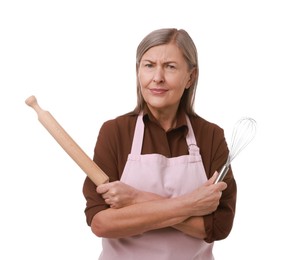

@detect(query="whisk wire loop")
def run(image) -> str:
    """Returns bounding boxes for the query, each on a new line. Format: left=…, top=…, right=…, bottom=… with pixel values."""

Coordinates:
left=229, top=117, right=257, bottom=163
left=215, top=117, right=257, bottom=183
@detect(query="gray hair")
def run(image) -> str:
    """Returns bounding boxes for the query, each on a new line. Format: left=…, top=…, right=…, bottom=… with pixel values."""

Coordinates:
left=134, top=28, right=199, bottom=115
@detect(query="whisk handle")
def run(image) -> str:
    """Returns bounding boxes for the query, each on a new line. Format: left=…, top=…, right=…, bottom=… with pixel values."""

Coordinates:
left=214, top=165, right=230, bottom=183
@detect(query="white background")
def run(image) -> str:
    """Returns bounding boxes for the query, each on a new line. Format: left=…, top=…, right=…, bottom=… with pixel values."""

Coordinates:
left=1, top=0, right=288, bottom=259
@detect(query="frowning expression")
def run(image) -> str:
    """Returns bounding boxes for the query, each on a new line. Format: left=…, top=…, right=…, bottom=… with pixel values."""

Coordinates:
left=138, top=43, right=193, bottom=114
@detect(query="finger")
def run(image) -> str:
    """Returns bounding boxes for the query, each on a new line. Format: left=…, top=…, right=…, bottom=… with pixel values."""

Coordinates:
left=104, top=198, right=112, bottom=206
left=218, top=181, right=227, bottom=191
left=206, top=171, right=219, bottom=185
left=96, top=183, right=111, bottom=194
left=101, top=193, right=110, bottom=200
left=213, top=181, right=227, bottom=194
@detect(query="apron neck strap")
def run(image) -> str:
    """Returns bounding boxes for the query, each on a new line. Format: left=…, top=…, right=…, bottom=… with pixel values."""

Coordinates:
left=130, top=112, right=145, bottom=155
left=185, top=116, right=200, bottom=154
left=131, top=112, right=199, bottom=155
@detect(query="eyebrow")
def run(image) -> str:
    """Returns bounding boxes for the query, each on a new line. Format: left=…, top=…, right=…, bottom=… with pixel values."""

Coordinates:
left=141, top=59, right=178, bottom=64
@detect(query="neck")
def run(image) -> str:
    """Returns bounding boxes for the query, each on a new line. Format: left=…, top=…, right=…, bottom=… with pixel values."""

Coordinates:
left=148, top=106, right=178, bottom=131
left=160, top=117, right=177, bottom=131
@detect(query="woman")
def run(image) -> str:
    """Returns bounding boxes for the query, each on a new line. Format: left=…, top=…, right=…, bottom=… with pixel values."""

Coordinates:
left=83, top=28, right=237, bottom=259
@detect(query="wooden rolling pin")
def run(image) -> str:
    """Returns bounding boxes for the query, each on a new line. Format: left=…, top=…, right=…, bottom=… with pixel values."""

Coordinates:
left=25, top=95, right=109, bottom=186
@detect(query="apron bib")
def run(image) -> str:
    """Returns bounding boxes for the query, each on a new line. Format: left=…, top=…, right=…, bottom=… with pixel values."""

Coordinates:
left=99, top=114, right=214, bottom=260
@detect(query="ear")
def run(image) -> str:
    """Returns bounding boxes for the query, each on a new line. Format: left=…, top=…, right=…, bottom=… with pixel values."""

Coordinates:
left=185, top=68, right=197, bottom=89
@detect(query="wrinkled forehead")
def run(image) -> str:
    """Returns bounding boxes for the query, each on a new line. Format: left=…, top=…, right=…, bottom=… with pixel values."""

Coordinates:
left=140, top=43, right=185, bottom=63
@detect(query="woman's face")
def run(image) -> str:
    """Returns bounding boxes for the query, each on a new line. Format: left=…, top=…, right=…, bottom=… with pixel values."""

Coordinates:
left=138, top=43, right=192, bottom=115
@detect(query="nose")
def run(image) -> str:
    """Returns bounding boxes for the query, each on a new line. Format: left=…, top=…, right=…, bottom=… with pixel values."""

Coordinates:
left=153, top=67, right=164, bottom=83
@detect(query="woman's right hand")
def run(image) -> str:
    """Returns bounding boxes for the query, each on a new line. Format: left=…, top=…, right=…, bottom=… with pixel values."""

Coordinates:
left=97, top=181, right=139, bottom=208
left=97, top=181, right=163, bottom=209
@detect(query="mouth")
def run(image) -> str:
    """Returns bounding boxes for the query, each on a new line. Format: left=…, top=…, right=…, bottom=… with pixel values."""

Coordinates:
left=149, top=88, right=168, bottom=95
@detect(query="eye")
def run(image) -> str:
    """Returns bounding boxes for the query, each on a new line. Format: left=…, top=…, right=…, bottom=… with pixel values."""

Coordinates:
left=144, top=63, right=153, bottom=68
left=166, top=64, right=176, bottom=70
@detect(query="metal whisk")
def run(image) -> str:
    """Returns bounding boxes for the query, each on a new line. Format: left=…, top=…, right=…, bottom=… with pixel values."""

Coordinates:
left=214, top=117, right=257, bottom=183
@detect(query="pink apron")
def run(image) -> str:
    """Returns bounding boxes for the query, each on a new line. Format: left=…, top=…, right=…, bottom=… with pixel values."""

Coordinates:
left=99, top=114, right=214, bottom=260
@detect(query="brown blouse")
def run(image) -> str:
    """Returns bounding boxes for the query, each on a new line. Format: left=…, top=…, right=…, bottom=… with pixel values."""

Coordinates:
left=82, top=108, right=237, bottom=243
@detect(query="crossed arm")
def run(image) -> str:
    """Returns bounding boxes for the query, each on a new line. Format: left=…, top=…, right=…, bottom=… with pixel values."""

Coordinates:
left=90, top=172, right=227, bottom=239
